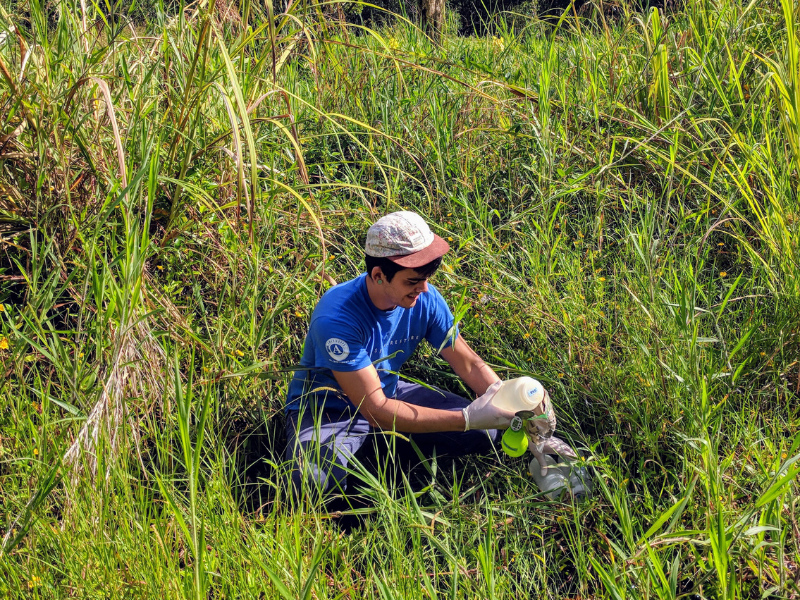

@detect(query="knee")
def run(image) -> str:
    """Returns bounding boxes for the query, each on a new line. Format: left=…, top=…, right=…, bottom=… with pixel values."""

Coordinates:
left=288, top=453, right=348, bottom=500
left=417, top=429, right=500, bottom=457
left=485, top=428, right=501, bottom=444
left=463, top=428, right=500, bottom=454
left=291, top=461, right=329, bottom=498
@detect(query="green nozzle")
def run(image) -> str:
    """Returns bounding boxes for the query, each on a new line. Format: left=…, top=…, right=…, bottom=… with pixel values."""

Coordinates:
left=501, top=416, right=528, bottom=457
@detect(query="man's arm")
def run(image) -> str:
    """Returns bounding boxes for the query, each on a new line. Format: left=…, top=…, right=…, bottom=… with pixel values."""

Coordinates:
left=332, top=366, right=466, bottom=433
left=439, top=335, right=500, bottom=396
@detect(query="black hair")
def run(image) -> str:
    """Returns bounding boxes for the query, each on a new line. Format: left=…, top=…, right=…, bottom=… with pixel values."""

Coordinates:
left=364, top=254, right=443, bottom=282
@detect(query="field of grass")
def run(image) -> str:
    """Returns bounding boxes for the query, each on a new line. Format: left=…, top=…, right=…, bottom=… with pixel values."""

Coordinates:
left=1, top=0, right=799, bottom=597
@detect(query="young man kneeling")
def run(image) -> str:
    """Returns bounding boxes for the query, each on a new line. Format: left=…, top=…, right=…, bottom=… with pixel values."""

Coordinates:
left=285, top=211, right=517, bottom=499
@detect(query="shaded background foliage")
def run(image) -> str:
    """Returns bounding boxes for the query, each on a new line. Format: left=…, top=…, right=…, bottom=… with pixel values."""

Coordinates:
left=2, top=0, right=681, bottom=35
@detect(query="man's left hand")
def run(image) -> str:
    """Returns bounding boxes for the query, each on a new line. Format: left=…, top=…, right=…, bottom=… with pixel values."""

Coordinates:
left=462, top=381, right=514, bottom=431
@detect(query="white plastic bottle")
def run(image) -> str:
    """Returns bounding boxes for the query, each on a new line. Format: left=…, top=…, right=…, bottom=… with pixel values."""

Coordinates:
left=529, top=455, right=593, bottom=501
left=491, top=377, right=545, bottom=412
left=528, top=454, right=569, bottom=500
left=566, top=463, right=592, bottom=501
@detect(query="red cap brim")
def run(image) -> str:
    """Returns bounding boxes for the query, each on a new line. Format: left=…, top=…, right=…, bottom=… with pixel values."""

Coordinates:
left=386, top=235, right=450, bottom=268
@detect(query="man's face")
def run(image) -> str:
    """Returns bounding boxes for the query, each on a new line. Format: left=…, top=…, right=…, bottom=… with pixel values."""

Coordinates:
left=384, top=267, right=431, bottom=309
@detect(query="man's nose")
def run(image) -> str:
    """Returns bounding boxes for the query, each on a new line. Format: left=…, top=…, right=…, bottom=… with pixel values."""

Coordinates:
left=417, top=280, right=429, bottom=293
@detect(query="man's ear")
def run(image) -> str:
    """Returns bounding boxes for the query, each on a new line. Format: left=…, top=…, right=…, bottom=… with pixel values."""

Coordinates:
left=369, top=266, right=383, bottom=282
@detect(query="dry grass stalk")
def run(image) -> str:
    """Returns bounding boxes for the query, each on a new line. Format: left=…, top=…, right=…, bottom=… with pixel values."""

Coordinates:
left=63, top=314, right=167, bottom=481
left=91, top=78, right=127, bottom=189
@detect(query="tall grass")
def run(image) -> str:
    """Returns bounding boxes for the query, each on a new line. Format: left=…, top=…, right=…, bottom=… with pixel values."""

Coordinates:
left=1, top=0, right=799, bottom=597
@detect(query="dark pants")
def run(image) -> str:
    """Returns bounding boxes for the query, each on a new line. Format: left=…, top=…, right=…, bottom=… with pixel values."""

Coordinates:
left=285, top=381, right=499, bottom=498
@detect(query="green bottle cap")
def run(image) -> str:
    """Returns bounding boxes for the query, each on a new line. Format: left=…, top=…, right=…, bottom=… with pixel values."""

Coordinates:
left=502, top=417, right=528, bottom=457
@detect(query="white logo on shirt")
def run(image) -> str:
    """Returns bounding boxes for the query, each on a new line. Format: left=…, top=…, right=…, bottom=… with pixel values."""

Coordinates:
left=325, top=338, right=350, bottom=361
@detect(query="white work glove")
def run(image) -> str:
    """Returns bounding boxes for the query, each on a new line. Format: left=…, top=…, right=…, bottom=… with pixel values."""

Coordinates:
left=540, top=436, right=577, bottom=458
left=462, top=381, right=514, bottom=431
left=529, top=435, right=578, bottom=477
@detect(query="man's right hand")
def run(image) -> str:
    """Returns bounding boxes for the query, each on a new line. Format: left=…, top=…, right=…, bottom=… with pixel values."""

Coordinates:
left=462, top=381, right=515, bottom=431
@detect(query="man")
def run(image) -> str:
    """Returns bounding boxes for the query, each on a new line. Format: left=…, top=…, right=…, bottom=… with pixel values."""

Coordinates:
left=285, top=211, right=517, bottom=498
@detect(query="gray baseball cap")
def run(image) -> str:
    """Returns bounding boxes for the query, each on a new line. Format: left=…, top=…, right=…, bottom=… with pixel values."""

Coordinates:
left=365, top=211, right=450, bottom=268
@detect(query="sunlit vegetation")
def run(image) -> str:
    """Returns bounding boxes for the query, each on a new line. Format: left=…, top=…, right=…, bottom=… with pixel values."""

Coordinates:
left=1, top=0, right=799, bottom=597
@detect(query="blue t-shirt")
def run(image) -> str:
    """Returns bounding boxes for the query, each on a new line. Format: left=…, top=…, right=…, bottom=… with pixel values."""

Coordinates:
left=285, top=273, right=458, bottom=412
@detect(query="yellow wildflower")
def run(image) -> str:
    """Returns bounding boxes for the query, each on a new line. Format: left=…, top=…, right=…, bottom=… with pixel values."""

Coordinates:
left=0, top=303, right=4, bottom=311
left=720, top=271, right=727, bottom=277
left=0, top=336, right=8, bottom=350
left=34, top=448, right=38, bottom=456
left=235, top=349, right=244, bottom=357
left=447, top=237, right=453, bottom=241
left=598, top=277, right=606, bottom=282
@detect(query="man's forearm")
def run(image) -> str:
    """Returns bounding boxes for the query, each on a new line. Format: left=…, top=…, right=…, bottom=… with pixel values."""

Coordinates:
left=462, top=358, right=500, bottom=396
left=442, top=337, right=501, bottom=396
left=357, top=397, right=466, bottom=433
